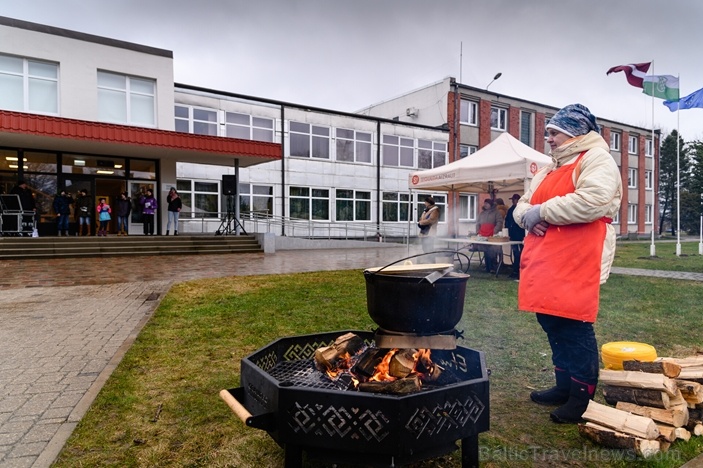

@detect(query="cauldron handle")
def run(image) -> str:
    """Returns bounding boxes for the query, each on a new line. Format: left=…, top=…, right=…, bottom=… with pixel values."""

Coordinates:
left=368, top=250, right=470, bottom=283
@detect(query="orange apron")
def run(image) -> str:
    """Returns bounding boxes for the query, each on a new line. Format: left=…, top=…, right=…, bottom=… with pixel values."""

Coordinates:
left=518, top=153, right=606, bottom=323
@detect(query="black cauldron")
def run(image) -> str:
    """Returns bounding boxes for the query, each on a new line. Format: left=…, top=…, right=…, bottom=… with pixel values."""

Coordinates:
left=364, top=262, right=469, bottom=334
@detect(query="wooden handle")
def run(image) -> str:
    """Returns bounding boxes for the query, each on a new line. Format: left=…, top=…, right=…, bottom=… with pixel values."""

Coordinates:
left=219, top=389, right=252, bottom=424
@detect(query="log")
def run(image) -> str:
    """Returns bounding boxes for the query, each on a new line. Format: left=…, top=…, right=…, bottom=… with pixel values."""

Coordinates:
left=675, top=427, right=691, bottom=441
left=669, top=389, right=687, bottom=408
left=687, top=423, right=703, bottom=436
left=314, top=345, right=342, bottom=371
left=615, top=401, right=688, bottom=427
left=358, top=376, right=421, bottom=394
left=351, top=348, right=388, bottom=378
left=333, top=332, right=365, bottom=355
left=623, top=360, right=681, bottom=378
left=657, top=355, right=703, bottom=368
left=578, top=422, right=660, bottom=458
left=389, top=349, right=416, bottom=379
left=678, top=368, right=703, bottom=382
left=599, top=369, right=678, bottom=396
left=603, top=385, right=670, bottom=409
left=654, top=423, right=676, bottom=442
left=676, top=380, right=703, bottom=406
left=582, top=400, right=659, bottom=440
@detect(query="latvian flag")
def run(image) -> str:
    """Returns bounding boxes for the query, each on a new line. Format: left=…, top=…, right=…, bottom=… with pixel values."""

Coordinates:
left=606, top=62, right=651, bottom=88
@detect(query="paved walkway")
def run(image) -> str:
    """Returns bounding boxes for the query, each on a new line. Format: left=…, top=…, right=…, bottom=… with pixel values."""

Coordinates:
left=0, top=248, right=701, bottom=467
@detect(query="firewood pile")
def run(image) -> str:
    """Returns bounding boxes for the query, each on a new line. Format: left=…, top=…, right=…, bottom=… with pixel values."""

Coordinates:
left=578, top=355, right=703, bottom=458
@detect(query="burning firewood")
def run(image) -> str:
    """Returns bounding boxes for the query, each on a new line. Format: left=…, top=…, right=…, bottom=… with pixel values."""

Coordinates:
left=389, top=349, right=416, bottom=379
left=358, top=375, right=422, bottom=394
left=314, top=333, right=365, bottom=372
left=351, top=348, right=388, bottom=378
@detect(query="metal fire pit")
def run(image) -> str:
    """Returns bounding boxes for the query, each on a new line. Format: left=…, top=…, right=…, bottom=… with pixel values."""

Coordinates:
left=220, top=330, right=489, bottom=467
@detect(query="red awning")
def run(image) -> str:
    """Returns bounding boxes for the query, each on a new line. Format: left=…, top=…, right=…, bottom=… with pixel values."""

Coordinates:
left=0, top=110, right=281, bottom=167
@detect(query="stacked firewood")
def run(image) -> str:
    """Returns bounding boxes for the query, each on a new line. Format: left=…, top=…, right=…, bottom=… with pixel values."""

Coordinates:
left=578, top=356, right=703, bottom=458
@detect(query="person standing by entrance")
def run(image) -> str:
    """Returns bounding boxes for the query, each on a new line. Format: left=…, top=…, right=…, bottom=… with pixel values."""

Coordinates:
left=115, top=192, right=131, bottom=236
left=505, top=193, right=525, bottom=279
left=75, top=189, right=93, bottom=236
left=140, top=188, right=157, bottom=236
left=53, top=189, right=73, bottom=236
left=165, top=187, right=182, bottom=236
left=96, top=197, right=112, bottom=236
left=513, top=104, right=622, bottom=424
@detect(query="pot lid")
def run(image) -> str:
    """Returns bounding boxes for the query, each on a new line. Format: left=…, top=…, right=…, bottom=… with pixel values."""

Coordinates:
left=364, top=263, right=454, bottom=274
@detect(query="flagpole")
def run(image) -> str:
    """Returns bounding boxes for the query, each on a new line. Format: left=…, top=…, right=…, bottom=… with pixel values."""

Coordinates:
left=676, top=73, right=681, bottom=256
left=650, top=60, right=656, bottom=257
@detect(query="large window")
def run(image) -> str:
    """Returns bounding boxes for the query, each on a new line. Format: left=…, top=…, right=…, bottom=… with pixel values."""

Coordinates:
left=610, top=132, right=621, bottom=151
left=628, top=135, right=638, bottom=154
left=460, top=100, right=478, bottom=126
left=382, top=192, right=410, bottom=222
left=336, top=189, right=371, bottom=221
left=177, top=179, right=219, bottom=218
left=645, top=139, right=653, bottom=157
left=226, top=112, right=274, bottom=142
left=520, top=111, right=532, bottom=146
left=98, top=71, right=155, bottom=126
left=0, top=54, right=58, bottom=114
left=175, top=105, right=218, bottom=136
left=289, top=186, right=330, bottom=220
left=290, top=122, right=330, bottom=159
left=459, top=194, right=478, bottom=221
left=459, top=145, right=478, bottom=158
left=645, top=170, right=653, bottom=190
left=645, top=204, right=653, bottom=224
left=336, top=129, right=372, bottom=163
left=628, top=204, right=637, bottom=224
left=415, top=194, right=446, bottom=222
left=417, top=140, right=447, bottom=169
left=382, top=135, right=414, bottom=168
left=628, top=168, right=637, bottom=188
left=490, top=107, right=507, bottom=131
left=240, top=184, right=274, bottom=216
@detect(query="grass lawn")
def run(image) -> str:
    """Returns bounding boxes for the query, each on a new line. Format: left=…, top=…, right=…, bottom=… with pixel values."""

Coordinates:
left=613, top=240, right=703, bottom=272
left=54, top=251, right=703, bottom=467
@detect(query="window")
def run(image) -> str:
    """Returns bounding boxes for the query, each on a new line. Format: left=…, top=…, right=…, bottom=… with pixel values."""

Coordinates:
left=645, top=170, right=653, bottom=190
left=459, top=145, right=478, bottom=158
left=239, top=184, right=274, bottom=217
left=336, top=129, right=372, bottom=163
left=544, top=115, right=552, bottom=139
left=645, top=204, right=653, bottom=224
left=176, top=179, right=220, bottom=218
left=289, top=122, right=330, bottom=159
left=628, top=204, right=637, bottom=224
left=382, top=192, right=411, bottom=222
left=289, top=186, right=330, bottom=220
left=0, top=54, right=58, bottom=114
left=382, top=135, right=414, bottom=167
left=415, top=194, right=446, bottom=223
left=459, top=194, right=478, bottom=221
left=628, top=168, right=637, bottom=188
left=612, top=211, right=620, bottom=225
left=175, top=105, right=218, bottom=136
left=417, top=140, right=447, bottom=169
left=336, top=189, right=371, bottom=221
left=628, top=135, right=638, bottom=154
left=645, top=139, right=653, bottom=157
left=490, top=107, right=507, bottom=131
left=610, top=132, right=621, bottom=151
left=460, top=100, right=478, bottom=125
left=520, top=111, right=532, bottom=146
left=225, top=112, right=274, bottom=142
left=98, top=71, right=155, bottom=126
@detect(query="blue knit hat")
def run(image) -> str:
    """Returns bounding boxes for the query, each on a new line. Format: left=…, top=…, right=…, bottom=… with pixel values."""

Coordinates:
left=546, top=104, right=600, bottom=138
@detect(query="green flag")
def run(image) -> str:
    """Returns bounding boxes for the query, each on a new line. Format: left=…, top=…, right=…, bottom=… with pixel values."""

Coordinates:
left=643, top=75, right=679, bottom=100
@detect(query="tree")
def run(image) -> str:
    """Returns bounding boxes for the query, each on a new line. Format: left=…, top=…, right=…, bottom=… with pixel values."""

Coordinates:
left=658, top=130, right=691, bottom=235
left=685, top=141, right=703, bottom=235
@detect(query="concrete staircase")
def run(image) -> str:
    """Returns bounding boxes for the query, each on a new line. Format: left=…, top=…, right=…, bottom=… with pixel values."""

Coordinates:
left=0, top=234, right=262, bottom=259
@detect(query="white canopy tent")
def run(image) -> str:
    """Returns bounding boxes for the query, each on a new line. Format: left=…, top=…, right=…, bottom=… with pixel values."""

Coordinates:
left=408, top=132, right=553, bottom=194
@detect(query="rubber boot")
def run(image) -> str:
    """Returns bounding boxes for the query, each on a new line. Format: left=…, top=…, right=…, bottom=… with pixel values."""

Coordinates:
left=174, top=230, right=178, bottom=236
left=166, top=230, right=169, bottom=236
left=530, top=368, right=570, bottom=405
left=550, top=378, right=596, bottom=424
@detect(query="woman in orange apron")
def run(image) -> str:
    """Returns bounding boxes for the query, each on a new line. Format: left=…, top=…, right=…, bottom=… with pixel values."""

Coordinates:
left=515, top=104, right=622, bottom=423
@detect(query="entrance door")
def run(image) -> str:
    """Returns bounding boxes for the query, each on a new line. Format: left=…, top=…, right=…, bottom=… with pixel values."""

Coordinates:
left=63, top=176, right=92, bottom=236
left=95, top=178, right=126, bottom=235
left=129, top=182, right=156, bottom=235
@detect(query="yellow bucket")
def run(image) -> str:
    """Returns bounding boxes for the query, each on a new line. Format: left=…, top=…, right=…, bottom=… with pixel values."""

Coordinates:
left=601, top=341, right=657, bottom=370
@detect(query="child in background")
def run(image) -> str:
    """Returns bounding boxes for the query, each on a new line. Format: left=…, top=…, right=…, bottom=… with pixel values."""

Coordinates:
left=96, top=197, right=112, bottom=236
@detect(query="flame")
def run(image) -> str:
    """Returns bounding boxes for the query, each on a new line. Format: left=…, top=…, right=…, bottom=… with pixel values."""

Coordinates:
left=369, top=349, right=398, bottom=382
left=324, top=352, right=352, bottom=380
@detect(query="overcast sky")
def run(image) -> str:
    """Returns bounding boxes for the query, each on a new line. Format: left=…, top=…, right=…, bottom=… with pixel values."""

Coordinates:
left=2, top=0, right=702, bottom=140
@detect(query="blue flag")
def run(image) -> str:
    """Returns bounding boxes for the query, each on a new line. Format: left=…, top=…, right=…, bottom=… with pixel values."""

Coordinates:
left=664, top=86, right=703, bottom=111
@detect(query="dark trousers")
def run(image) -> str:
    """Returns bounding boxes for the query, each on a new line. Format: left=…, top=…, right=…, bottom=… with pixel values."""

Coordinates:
left=536, top=313, right=599, bottom=385
left=143, top=214, right=155, bottom=235
left=511, top=243, right=523, bottom=273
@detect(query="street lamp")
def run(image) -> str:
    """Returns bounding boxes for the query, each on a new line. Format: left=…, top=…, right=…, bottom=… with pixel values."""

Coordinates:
left=486, top=72, right=502, bottom=90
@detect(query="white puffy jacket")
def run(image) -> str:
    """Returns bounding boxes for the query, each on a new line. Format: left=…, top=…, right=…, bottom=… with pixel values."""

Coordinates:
left=513, top=131, right=622, bottom=283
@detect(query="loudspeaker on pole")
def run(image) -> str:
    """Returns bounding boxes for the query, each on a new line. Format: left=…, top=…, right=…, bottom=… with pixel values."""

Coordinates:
left=222, top=175, right=237, bottom=195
